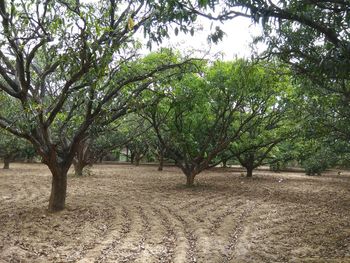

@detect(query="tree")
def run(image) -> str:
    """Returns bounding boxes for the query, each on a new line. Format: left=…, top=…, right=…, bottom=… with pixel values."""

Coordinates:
left=142, top=60, right=270, bottom=186
left=233, top=129, right=291, bottom=178
left=149, top=133, right=168, bottom=171
left=228, top=62, right=298, bottom=177
left=187, top=0, right=350, bottom=145
left=0, top=92, right=36, bottom=168
left=290, top=90, right=350, bottom=175
left=300, top=139, right=338, bottom=176
left=71, top=114, right=150, bottom=175
left=123, top=116, right=153, bottom=166
left=0, top=1, right=197, bottom=212
left=0, top=129, right=26, bottom=169
left=179, top=0, right=350, bottom=174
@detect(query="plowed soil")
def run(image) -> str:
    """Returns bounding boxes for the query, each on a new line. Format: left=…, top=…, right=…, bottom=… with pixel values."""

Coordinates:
left=0, top=163, right=350, bottom=263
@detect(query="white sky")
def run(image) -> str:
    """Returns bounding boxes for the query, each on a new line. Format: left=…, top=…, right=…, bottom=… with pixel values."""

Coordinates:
left=148, top=16, right=265, bottom=60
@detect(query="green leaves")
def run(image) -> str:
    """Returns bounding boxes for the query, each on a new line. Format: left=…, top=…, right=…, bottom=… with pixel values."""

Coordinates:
left=127, top=17, right=135, bottom=31
left=219, top=60, right=299, bottom=171
left=0, top=128, right=33, bottom=160
left=141, top=58, right=297, bottom=177
left=207, top=26, right=225, bottom=44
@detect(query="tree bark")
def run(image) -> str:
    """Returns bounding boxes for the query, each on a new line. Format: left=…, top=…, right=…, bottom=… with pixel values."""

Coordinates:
left=74, top=140, right=91, bottom=175
left=73, top=160, right=85, bottom=176
left=158, top=154, right=164, bottom=171
left=246, top=166, right=254, bottom=178
left=3, top=157, right=10, bottom=169
left=134, top=152, right=141, bottom=166
left=186, top=173, right=196, bottom=187
left=48, top=165, right=68, bottom=212
left=130, top=152, right=135, bottom=164
left=222, top=159, right=227, bottom=168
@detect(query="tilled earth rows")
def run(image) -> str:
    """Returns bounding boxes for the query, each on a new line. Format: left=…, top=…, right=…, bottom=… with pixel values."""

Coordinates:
left=0, top=164, right=350, bottom=262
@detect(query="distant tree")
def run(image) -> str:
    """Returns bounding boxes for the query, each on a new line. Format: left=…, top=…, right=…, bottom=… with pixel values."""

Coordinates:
left=71, top=127, right=126, bottom=176
left=143, top=60, right=274, bottom=186
left=188, top=0, right=350, bottom=150
left=297, top=78, right=350, bottom=164
left=0, top=93, right=36, bottom=168
left=233, top=134, right=289, bottom=178
left=124, top=117, right=153, bottom=166
left=0, top=130, right=25, bottom=169
left=299, top=139, right=338, bottom=176
left=150, top=135, right=168, bottom=171
left=269, top=127, right=347, bottom=176
left=22, top=143, right=37, bottom=163
left=268, top=139, right=300, bottom=172
left=229, top=62, right=298, bottom=177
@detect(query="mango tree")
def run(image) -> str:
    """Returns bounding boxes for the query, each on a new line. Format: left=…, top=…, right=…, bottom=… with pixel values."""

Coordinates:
left=124, top=113, right=168, bottom=169
left=0, top=129, right=26, bottom=169
left=190, top=0, right=350, bottom=152
left=0, top=92, right=35, bottom=168
left=72, top=113, right=153, bottom=175
left=123, top=116, right=153, bottom=166
left=72, top=128, right=126, bottom=176
left=142, top=60, right=269, bottom=186
left=229, top=62, right=298, bottom=177
left=0, top=0, right=197, bottom=212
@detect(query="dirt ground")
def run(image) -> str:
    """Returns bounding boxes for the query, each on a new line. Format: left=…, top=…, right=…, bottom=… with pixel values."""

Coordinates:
left=0, top=163, right=349, bottom=263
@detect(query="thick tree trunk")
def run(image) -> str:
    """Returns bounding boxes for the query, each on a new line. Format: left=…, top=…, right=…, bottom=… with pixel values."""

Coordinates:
left=222, top=159, right=227, bottom=168
left=246, top=166, right=254, bottom=178
left=3, top=157, right=10, bottom=169
left=186, top=173, right=196, bottom=187
left=48, top=166, right=68, bottom=212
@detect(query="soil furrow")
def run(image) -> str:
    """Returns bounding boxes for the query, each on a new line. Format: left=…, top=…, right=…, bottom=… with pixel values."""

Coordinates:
left=221, top=201, right=257, bottom=262
left=1, top=164, right=350, bottom=262
left=152, top=207, right=177, bottom=263
left=77, top=206, right=130, bottom=263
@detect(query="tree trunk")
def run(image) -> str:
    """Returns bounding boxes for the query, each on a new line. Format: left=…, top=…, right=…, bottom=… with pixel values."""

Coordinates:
left=134, top=151, right=144, bottom=166
left=73, top=160, right=85, bottom=176
left=158, top=154, right=164, bottom=171
left=222, top=159, right=227, bottom=168
left=130, top=152, right=135, bottom=164
left=74, top=140, right=89, bottom=174
left=126, top=147, right=129, bottom=162
left=26, top=157, right=34, bottom=163
left=3, top=157, right=10, bottom=169
left=48, top=166, right=68, bottom=212
left=186, top=173, right=196, bottom=187
left=246, top=166, right=254, bottom=178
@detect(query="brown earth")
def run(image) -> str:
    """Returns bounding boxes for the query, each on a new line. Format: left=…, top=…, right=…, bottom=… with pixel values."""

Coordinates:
left=0, top=163, right=350, bottom=263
